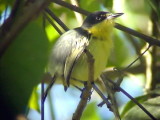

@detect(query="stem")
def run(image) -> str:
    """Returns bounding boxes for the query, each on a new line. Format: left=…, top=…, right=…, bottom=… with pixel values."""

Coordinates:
left=72, top=49, right=94, bottom=120
left=43, top=12, right=63, bottom=35
left=114, top=23, right=160, bottom=46
left=45, top=8, right=69, bottom=32
left=122, top=44, right=151, bottom=72
left=104, top=75, right=157, bottom=120
left=43, top=74, right=57, bottom=103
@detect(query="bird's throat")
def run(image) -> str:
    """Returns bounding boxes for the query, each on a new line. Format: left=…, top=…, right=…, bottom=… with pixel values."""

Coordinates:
left=88, top=20, right=114, bottom=41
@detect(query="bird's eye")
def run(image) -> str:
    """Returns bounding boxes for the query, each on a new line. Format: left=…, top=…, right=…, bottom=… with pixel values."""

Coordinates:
left=95, top=14, right=106, bottom=21
left=96, top=16, right=101, bottom=21
left=96, top=14, right=103, bottom=20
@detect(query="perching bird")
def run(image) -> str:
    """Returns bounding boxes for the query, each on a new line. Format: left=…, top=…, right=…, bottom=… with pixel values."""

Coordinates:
left=48, top=11, right=123, bottom=91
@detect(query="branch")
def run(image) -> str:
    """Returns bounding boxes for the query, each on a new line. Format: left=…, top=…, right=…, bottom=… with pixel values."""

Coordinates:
left=103, top=65, right=146, bottom=77
left=72, top=49, right=94, bottom=120
left=92, top=83, right=113, bottom=110
left=100, top=74, right=121, bottom=119
left=52, top=0, right=160, bottom=47
left=102, top=73, right=157, bottom=120
left=85, top=49, right=95, bottom=83
left=114, top=23, right=160, bottom=46
left=42, top=74, right=57, bottom=103
left=0, top=0, right=50, bottom=58
left=122, top=44, right=151, bottom=72
left=52, top=0, right=90, bottom=16
left=45, top=8, right=69, bottom=32
left=43, top=13, right=63, bottom=35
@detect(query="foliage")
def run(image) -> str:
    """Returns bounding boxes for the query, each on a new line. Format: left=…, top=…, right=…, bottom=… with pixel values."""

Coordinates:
left=0, top=14, right=49, bottom=119
left=0, top=0, right=160, bottom=120
left=122, top=96, right=160, bottom=120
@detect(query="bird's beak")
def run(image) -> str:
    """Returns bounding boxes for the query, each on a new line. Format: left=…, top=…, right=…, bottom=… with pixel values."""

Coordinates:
left=107, top=13, right=124, bottom=20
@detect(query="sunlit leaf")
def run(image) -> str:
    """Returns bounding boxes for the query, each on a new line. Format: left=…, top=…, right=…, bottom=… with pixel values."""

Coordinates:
left=28, top=86, right=40, bottom=112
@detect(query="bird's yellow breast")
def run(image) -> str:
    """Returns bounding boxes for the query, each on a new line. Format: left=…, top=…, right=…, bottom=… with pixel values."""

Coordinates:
left=71, top=20, right=114, bottom=83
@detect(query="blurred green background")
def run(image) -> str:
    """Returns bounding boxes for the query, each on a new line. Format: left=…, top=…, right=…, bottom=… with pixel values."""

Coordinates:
left=0, top=0, right=160, bottom=120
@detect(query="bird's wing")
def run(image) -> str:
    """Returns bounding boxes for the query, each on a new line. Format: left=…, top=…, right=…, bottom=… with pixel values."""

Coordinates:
left=64, top=34, right=89, bottom=86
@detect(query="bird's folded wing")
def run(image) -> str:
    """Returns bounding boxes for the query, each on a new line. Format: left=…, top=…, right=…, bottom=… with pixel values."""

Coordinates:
left=64, top=36, right=89, bottom=86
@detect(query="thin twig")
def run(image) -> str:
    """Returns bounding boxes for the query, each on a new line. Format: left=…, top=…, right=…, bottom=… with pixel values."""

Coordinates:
left=92, top=83, right=112, bottom=109
left=72, top=49, right=94, bottom=120
left=43, top=74, right=57, bottom=103
left=0, top=0, right=50, bottom=58
left=114, top=23, right=160, bottom=46
left=43, top=12, right=63, bottom=35
left=122, top=44, right=151, bottom=72
left=100, top=74, right=121, bottom=120
left=52, top=0, right=160, bottom=47
left=72, top=85, right=92, bottom=120
left=52, top=0, right=90, bottom=16
left=45, top=8, right=69, bottom=32
left=103, top=75, right=157, bottom=120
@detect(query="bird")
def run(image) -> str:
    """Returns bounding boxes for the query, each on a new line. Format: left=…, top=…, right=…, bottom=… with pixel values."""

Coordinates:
left=48, top=11, right=123, bottom=91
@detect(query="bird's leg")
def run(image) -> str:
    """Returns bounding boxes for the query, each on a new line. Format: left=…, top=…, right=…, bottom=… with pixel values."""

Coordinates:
left=99, top=75, right=121, bottom=119
left=92, top=83, right=113, bottom=111
left=71, top=77, right=85, bottom=84
left=72, top=83, right=92, bottom=101
left=71, top=78, right=93, bottom=101
left=72, top=84, right=83, bottom=92
left=80, top=81, right=93, bottom=101
left=70, top=77, right=84, bottom=92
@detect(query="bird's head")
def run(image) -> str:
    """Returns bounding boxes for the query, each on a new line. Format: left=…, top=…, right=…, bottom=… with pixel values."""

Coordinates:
left=82, top=11, right=123, bottom=28
left=82, top=11, right=123, bottom=35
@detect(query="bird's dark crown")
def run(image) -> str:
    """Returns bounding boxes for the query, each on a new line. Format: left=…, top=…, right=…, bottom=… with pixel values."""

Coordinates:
left=82, top=11, right=109, bottom=28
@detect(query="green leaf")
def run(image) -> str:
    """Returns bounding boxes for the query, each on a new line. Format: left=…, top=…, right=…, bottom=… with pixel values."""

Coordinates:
left=81, top=102, right=101, bottom=120
left=121, top=96, right=160, bottom=120
left=102, top=0, right=113, bottom=10
left=79, top=0, right=101, bottom=12
left=121, top=94, right=149, bottom=118
left=0, top=18, right=49, bottom=118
